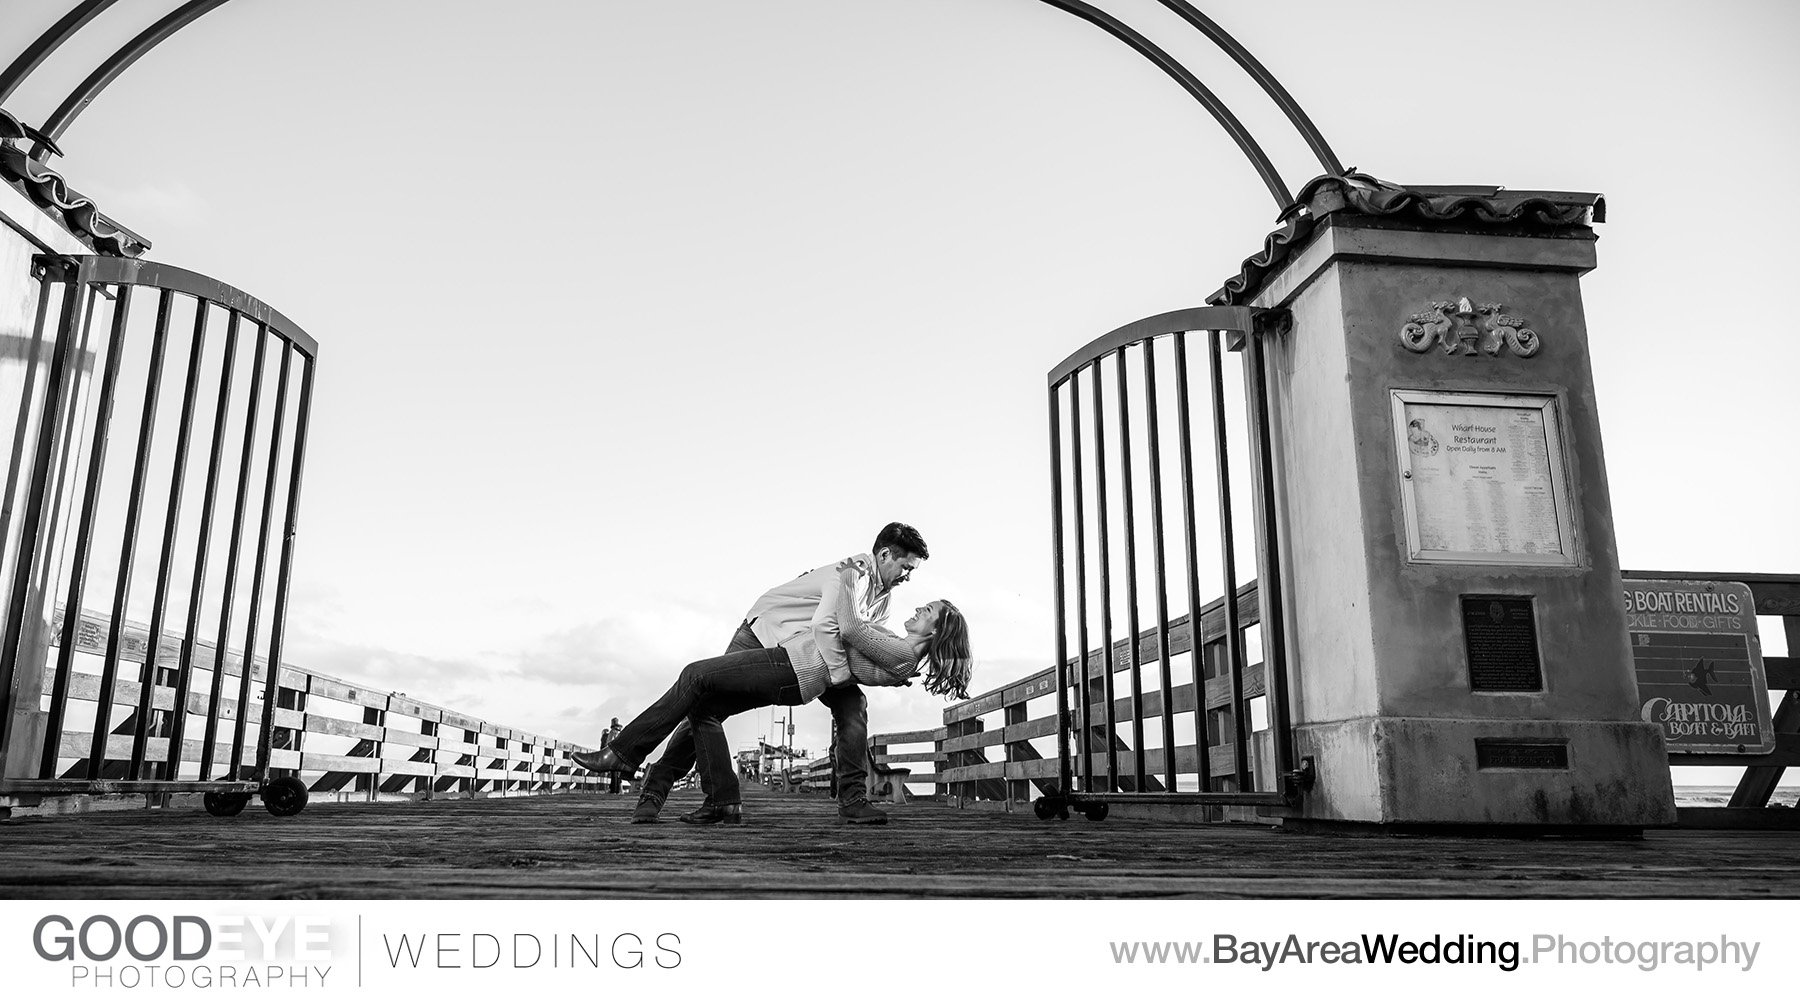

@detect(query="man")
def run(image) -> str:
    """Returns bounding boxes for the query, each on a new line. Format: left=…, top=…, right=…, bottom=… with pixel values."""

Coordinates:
left=621, top=522, right=926, bottom=826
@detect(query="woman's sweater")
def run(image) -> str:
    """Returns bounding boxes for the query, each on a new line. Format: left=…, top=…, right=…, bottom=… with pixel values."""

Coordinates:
left=779, top=571, right=920, bottom=702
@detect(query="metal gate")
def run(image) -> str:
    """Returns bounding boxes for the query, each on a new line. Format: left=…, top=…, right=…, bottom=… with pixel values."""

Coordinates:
left=0, top=254, right=317, bottom=815
left=1037, top=306, right=1309, bottom=819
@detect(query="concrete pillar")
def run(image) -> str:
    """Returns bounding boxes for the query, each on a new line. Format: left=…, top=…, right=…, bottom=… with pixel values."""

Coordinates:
left=1226, top=175, right=1675, bottom=831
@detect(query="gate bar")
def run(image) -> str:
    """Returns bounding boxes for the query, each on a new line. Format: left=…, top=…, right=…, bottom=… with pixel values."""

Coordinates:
left=1, top=266, right=83, bottom=760
left=129, top=298, right=209, bottom=776
left=1047, top=381, right=1071, bottom=793
left=1142, top=340, right=1176, bottom=790
left=244, top=345, right=293, bottom=781
left=1246, top=333, right=1295, bottom=782
left=1089, top=363, right=1118, bottom=791
left=1172, top=332, right=1212, bottom=790
left=41, top=281, right=128, bottom=778
left=162, top=309, right=240, bottom=780
left=215, top=320, right=269, bottom=780
left=1208, top=330, right=1250, bottom=790
left=87, top=287, right=174, bottom=780
left=1069, top=374, right=1091, bottom=790
left=1113, top=347, right=1146, bottom=792
left=259, top=351, right=314, bottom=780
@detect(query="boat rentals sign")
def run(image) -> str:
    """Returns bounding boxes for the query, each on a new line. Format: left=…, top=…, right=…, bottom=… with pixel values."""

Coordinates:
left=1626, top=579, right=1774, bottom=754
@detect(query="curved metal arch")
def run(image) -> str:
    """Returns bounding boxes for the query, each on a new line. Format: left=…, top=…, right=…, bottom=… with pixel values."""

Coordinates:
left=1152, top=0, right=1345, bottom=177
left=0, top=0, right=121, bottom=106
left=28, top=0, right=236, bottom=161
left=0, top=0, right=1326, bottom=209
left=1032, top=0, right=1293, bottom=208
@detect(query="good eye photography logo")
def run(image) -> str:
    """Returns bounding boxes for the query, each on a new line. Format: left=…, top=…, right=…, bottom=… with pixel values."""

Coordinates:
left=32, top=913, right=340, bottom=989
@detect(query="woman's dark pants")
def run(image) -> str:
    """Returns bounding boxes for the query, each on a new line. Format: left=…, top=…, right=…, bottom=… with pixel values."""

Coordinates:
left=608, top=645, right=803, bottom=806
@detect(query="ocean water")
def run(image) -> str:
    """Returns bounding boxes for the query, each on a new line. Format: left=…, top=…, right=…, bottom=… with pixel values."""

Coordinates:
left=1674, top=785, right=1800, bottom=808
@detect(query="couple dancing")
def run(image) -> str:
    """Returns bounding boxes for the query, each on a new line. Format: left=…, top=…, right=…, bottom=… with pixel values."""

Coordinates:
left=573, top=522, right=972, bottom=826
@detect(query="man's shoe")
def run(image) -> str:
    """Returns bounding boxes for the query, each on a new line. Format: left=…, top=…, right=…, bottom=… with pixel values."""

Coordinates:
left=630, top=789, right=665, bottom=824
left=677, top=803, right=743, bottom=825
left=838, top=800, right=889, bottom=826
left=571, top=747, right=633, bottom=774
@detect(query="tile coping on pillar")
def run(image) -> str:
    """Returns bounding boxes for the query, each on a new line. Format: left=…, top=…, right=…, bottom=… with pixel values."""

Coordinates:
left=1211, top=172, right=1604, bottom=309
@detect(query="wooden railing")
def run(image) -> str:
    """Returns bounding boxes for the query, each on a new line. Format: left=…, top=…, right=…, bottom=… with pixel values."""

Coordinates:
left=875, top=582, right=1268, bottom=804
left=5, top=607, right=613, bottom=803
left=877, top=571, right=1800, bottom=818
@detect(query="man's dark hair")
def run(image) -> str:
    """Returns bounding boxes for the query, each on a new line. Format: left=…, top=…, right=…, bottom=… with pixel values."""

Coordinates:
left=873, top=522, right=928, bottom=560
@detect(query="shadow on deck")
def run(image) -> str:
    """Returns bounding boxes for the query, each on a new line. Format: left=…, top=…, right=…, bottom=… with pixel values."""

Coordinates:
left=3, top=785, right=1798, bottom=899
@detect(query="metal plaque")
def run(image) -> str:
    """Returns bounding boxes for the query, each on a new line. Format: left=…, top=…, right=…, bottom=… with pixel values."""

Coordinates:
left=1391, top=390, right=1577, bottom=566
left=1462, top=596, right=1543, bottom=692
left=1625, top=579, right=1774, bottom=754
left=1475, top=740, right=1570, bottom=770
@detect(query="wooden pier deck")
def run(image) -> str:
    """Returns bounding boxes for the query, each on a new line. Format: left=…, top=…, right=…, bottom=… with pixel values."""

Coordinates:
left=3, top=786, right=1797, bottom=899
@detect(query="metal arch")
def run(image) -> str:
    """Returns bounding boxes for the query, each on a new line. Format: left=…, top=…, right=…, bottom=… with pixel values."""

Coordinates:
left=0, top=0, right=121, bottom=107
left=1, top=0, right=1302, bottom=209
left=1151, top=1, right=1345, bottom=178
left=1031, top=0, right=1293, bottom=209
left=29, top=0, right=237, bottom=161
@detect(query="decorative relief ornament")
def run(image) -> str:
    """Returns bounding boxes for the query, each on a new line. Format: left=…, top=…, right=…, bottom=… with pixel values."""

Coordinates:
left=1399, top=297, right=1541, bottom=358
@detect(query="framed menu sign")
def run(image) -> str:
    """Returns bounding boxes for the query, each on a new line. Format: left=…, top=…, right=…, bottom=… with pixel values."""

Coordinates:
left=1390, top=390, right=1577, bottom=566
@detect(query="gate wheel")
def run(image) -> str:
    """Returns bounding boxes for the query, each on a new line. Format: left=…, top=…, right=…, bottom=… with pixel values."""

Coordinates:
left=261, top=776, right=309, bottom=817
left=203, top=792, right=249, bottom=817
left=1033, top=795, right=1060, bottom=820
left=1082, top=802, right=1109, bottom=822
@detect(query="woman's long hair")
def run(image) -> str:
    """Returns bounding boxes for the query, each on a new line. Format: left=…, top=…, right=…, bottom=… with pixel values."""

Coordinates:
left=921, top=600, right=973, bottom=700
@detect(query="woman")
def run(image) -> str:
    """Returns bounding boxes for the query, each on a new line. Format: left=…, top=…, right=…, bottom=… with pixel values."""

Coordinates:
left=574, top=562, right=972, bottom=824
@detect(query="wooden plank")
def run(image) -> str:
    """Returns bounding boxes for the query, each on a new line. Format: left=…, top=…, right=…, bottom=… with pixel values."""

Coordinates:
left=943, top=690, right=1005, bottom=724
left=59, top=732, right=175, bottom=762
left=879, top=752, right=944, bottom=764
left=385, top=696, right=442, bottom=723
left=872, top=728, right=947, bottom=746
left=381, top=728, right=436, bottom=749
left=295, top=753, right=380, bottom=774
left=942, top=761, right=1005, bottom=781
left=941, top=730, right=1007, bottom=753
left=1002, top=758, right=1060, bottom=780
left=303, top=715, right=383, bottom=741
left=1765, top=656, right=1796, bottom=691
left=1000, top=670, right=1058, bottom=709
left=302, top=675, right=388, bottom=711
left=1204, top=665, right=1266, bottom=709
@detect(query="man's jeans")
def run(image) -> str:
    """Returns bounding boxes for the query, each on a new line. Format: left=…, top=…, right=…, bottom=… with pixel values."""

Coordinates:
left=608, top=641, right=802, bottom=807
left=640, top=622, right=871, bottom=808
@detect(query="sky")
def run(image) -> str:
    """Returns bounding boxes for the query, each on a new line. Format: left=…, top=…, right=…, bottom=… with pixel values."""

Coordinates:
left=3, top=0, right=1796, bottom=780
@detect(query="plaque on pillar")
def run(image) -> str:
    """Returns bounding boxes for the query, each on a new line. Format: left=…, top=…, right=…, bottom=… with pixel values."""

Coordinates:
left=1461, top=596, right=1544, bottom=692
left=1390, top=390, right=1578, bottom=566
